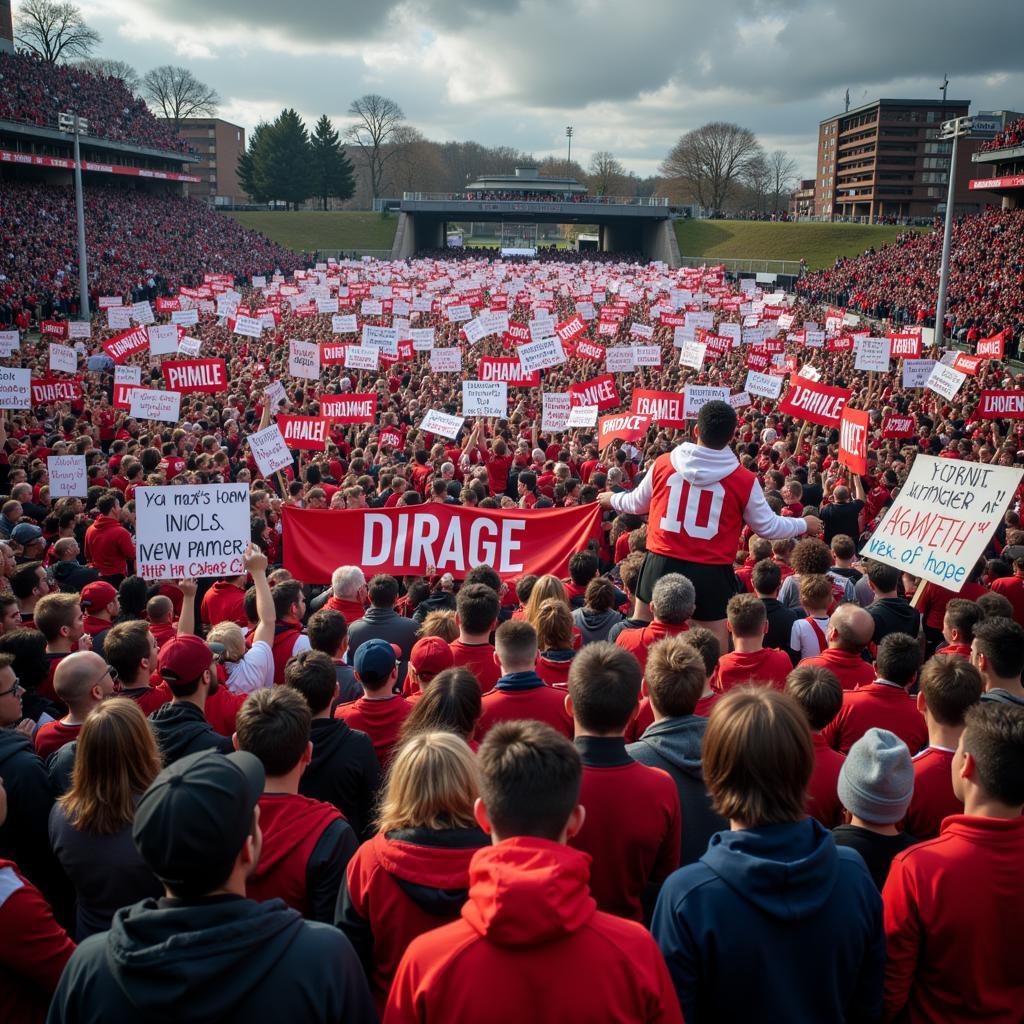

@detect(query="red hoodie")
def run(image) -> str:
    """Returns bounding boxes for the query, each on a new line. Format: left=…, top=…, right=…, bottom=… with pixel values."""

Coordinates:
left=902, top=747, right=961, bottom=840
left=822, top=682, right=928, bottom=757
left=342, top=829, right=488, bottom=1015
left=324, top=594, right=366, bottom=623
left=384, top=838, right=683, bottom=1023
left=882, top=815, right=1024, bottom=1023
left=200, top=581, right=247, bottom=627
left=804, top=648, right=876, bottom=691
left=713, top=646, right=793, bottom=694
left=83, top=514, right=135, bottom=576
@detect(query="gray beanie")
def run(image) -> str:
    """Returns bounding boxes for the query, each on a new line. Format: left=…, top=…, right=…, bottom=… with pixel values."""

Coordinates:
left=837, top=728, right=914, bottom=825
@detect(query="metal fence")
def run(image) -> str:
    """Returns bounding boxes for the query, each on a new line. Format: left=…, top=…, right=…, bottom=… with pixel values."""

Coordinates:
left=676, top=256, right=804, bottom=277
left=313, top=249, right=394, bottom=260
left=401, top=192, right=669, bottom=207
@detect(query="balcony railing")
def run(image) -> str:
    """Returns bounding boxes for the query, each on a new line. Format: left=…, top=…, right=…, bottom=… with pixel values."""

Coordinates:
left=402, top=192, right=669, bottom=207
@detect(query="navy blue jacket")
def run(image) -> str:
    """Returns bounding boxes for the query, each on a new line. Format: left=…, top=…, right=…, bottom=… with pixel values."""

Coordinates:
left=652, top=818, right=884, bottom=1024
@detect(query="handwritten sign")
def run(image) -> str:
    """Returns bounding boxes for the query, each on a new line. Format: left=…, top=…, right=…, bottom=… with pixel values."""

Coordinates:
left=47, top=455, right=88, bottom=497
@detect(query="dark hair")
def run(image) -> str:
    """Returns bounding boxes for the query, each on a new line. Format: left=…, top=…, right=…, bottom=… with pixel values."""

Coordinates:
left=567, top=641, right=641, bottom=733
left=830, top=535, right=856, bottom=560
left=515, top=575, right=537, bottom=605
left=944, top=599, right=982, bottom=643
left=920, top=656, right=982, bottom=727
left=117, top=576, right=149, bottom=619
left=307, top=608, right=348, bottom=657
left=401, top=667, right=482, bottom=742
left=584, top=576, right=615, bottom=612
left=790, top=539, right=833, bottom=577
left=103, top=621, right=153, bottom=686
left=785, top=665, right=843, bottom=731
left=972, top=616, right=1024, bottom=680
left=235, top=687, right=311, bottom=776
left=618, top=551, right=646, bottom=595
left=456, top=583, right=500, bottom=635
left=751, top=558, right=782, bottom=595
left=683, top=627, right=721, bottom=678
left=477, top=720, right=582, bottom=840
left=368, top=574, right=399, bottom=607
left=285, top=649, right=338, bottom=715
left=976, top=591, right=1014, bottom=620
left=865, top=560, right=900, bottom=594
left=875, top=633, right=922, bottom=688
left=11, top=561, right=44, bottom=600
left=464, top=564, right=501, bottom=594
left=243, top=586, right=258, bottom=624
left=96, top=492, right=119, bottom=515
left=726, top=593, right=767, bottom=639
left=0, top=629, right=47, bottom=691
left=645, top=637, right=706, bottom=718
left=567, top=550, right=598, bottom=587
left=696, top=400, right=737, bottom=449
left=271, top=580, right=303, bottom=620
left=962, top=701, right=1024, bottom=806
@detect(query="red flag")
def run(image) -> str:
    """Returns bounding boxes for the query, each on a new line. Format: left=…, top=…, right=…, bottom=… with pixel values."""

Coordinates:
left=778, top=379, right=851, bottom=428
left=882, top=415, right=916, bottom=438
left=598, top=412, right=651, bottom=450
left=630, top=389, right=686, bottom=428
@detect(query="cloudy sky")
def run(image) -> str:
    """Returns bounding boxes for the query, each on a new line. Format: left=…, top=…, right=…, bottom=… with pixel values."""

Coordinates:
left=24, top=0, right=1024, bottom=179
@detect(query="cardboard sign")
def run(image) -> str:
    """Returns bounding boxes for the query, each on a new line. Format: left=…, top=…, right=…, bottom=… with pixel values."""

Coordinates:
left=177, top=336, right=202, bottom=357
left=744, top=370, right=784, bottom=400
left=462, top=317, right=488, bottom=345
left=410, top=328, right=435, bottom=351
left=129, top=388, right=181, bottom=422
left=163, top=359, right=227, bottom=393
left=136, top=483, right=250, bottom=580
left=420, top=409, right=465, bottom=440
left=569, top=374, right=621, bottom=412
left=854, top=337, right=891, bottom=373
left=882, top=415, right=916, bottom=438
left=288, top=339, right=320, bottom=380
left=332, top=314, right=358, bottom=334
left=678, top=340, right=706, bottom=370
left=925, top=362, right=967, bottom=400
left=130, top=301, right=155, bottom=325
left=321, top=394, right=378, bottom=423
left=171, top=308, right=200, bottom=328
left=575, top=338, right=606, bottom=362
left=630, top=388, right=686, bottom=429
left=976, top=390, right=1024, bottom=419
left=265, top=379, right=288, bottom=414
left=518, top=337, right=566, bottom=373
left=248, top=423, right=294, bottom=476
left=0, top=331, right=19, bottom=356
left=598, top=412, right=650, bottom=450
left=683, top=385, right=729, bottom=420
left=48, top=343, right=77, bottom=374
left=279, top=415, right=328, bottom=451
left=103, top=326, right=149, bottom=363
left=148, top=324, right=180, bottom=356
left=233, top=315, right=263, bottom=338
left=362, top=325, right=399, bottom=356
left=0, top=367, right=31, bottom=409
left=556, top=314, right=588, bottom=344
left=605, top=347, right=636, bottom=372
left=838, top=407, right=870, bottom=476
left=902, top=359, right=936, bottom=389
left=344, top=345, right=381, bottom=371
left=729, top=391, right=752, bottom=411
left=632, top=344, right=662, bottom=367
left=430, top=347, right=462, bottom=373
left=778, top=379, right=851, bottom=428
left=107, top=306, right=132, bottom=330
left=47, top=455, right=88, bottom=497
left=40, top=320, right=67, bottom=339
left=462, top=381, right=508, bottom=417
left=862, top=456, right=1024, bottom=590
left=566, top=404, right=598, bottom=428
left=542, top=392, right=572, bottom=432
left=67, top=321, right=91, bottom=339
left=115, top=365, right=142, bottom=387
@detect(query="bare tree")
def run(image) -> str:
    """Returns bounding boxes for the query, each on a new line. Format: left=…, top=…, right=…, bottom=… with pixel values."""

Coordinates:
left=742, top=152, right=772, bottom=215
left=660, top=122, right=764, bottom=214
left=588, top=150, right=626, bottom=196
left=76, top=58, right=140, bottom=94
left=142, top=66, right=219, bottom=131
left=345, top=94, right=406, bottom=202
left=15, top=0, right=100, bottom=62
left=767, top=149, right=800, bottom=214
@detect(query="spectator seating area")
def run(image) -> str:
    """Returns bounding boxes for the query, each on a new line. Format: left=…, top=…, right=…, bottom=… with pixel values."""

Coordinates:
left=980, top=117, right=1024, bottom=153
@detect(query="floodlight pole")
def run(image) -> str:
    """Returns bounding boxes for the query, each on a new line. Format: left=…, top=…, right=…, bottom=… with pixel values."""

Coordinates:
left=933, top=116, right=970, bottom=349
left=61, top=112, right=91, bottom=319
left=565, top=126, right=573, bottom=174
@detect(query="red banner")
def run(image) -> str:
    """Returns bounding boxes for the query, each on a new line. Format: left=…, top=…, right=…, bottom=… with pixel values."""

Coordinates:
left=163, top=359, right=227, bottom=392
left=114, top=383, right=146, bottom=409
left=575, top=338, right=606, bottom=362
left=977, top=390, right=1024, bottom=419
left=40, top=320, right=67, bottom=339
left=103, top=326, right=149, bottom=363
left=320, top=393, right=378, bottom=422
left=887, top=332, right=922, bottom=359
left=379, top=425, right=405, bottom=448
left=282, top=502, right=603, bottom=583
left=827, top=335, right=854, bottom=352
left=838, top=407, right=869, bottom=476
left=882, top=415, right=916, bottom=438
left=504, top=322, right=530, bottom=345
left=952, top=353, right=983, bottom=376
left=155, top=297, right=181, bottom=313
left=746, top=351, right=771, bottom=371
left=555, top=314, right=587, bottom=344
left=31, top=377, right=82, bottom=405
left=569, top=374, right=621, bottom=411
left=477, top=357, right=540, bottom=387
left=279, top=415, right=328, bottom=450
left=630, top=388, right=686, bottom=428
left=778, top=379, right=851, bottom=428
left=976, top=331, right=1005, bottom=360
left=599, top=412, right=651, bottom=450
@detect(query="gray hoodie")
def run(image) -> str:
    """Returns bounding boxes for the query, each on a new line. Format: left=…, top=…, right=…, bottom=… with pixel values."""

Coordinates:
left=572, top=606, right=624, bottom=644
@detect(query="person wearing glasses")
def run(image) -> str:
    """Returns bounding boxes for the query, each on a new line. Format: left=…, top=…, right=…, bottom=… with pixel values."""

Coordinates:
left=33, top=652, right=119, bottom=761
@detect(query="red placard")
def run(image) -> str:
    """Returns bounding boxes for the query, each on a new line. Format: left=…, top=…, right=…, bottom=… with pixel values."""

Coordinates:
left=575, top=339, right=607, bottom=362
left=976, top=331, right=1005, bottom=360
left=827, top=335, right=854, bottom=352
left=952, top=353, right=984, bottom=376
left=882, top=415, right=916, bottom=438
left=778, top=379, right=851, bottom=428
left=598, top=412, right=651, bottom=450
left=31, top=377, right=82, bottom=405
left=477, top=357, right=540, bottom=387
left=279, top=415, right=328, bottom=450
left=320, top=393, right=378, bottom=423
left=555, top=314, right=587, bottom=344
left=838, top=407, right=870, bottom=476
left=630, top=388, right=686, bottom=428
left=503, top=321, right=530, bottom=346
left=746, top=351, right=771, bottom=372
left=114, top=383, right=147, bottom=409
left=321, top=341, right=349, bottom=364
left=103, top=326, right=149, bottom=363
left=977, top=390, right=1024, bottom=419
left=379, top=425, right=406, bottom=448
left=162, top=359, right=227, bottom=392
left=155, top=297, right=181, bottom=313
left=569, top=374, right=621, bottom=412
left=887, top=332, right=922, bottom=359
left=40, top=320, right=68, bottom=339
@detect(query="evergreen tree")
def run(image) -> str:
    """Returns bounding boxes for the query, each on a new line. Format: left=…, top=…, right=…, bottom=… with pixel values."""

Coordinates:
left=237, top=121, right=271, bottom=203
left=310, top=115, right=356, bottom=210
left=249, top=109, right=315, bottom=209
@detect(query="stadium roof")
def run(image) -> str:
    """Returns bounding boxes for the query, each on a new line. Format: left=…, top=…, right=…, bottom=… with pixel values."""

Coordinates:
left=820, top=98, right=970, bottom=124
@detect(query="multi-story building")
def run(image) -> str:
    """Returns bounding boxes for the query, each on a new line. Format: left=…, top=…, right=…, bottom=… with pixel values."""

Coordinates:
left=0, top=2, right=13, bottom=54
left=166, top=117, right=246, bottom=206
left=815, top=98, right=992, bottom=221
left=789, top=179, right=816, bottom=218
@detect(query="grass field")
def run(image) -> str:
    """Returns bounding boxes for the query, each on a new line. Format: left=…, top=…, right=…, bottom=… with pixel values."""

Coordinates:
left=674, top=219, right=919, bottom=270
left=224, top=211, right=398, bottom=252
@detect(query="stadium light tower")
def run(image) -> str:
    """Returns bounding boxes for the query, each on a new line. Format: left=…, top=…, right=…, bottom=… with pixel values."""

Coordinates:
left=565, top=126, right=573, bottom=174
left=58, top=112, right=91, bottom=320
left=933, top=115, right=971, bottom=349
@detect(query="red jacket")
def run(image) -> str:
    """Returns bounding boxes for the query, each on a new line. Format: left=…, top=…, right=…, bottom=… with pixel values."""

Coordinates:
left=713, top=646, right=793, bottom=694
left=324, top=594, right=366, bottom=623
left=535, top=650, right=575, bottom=687
left=990, top=574, right=1024, bottom=627
left=83, top=515, right=134, bottom=576
left=822, top=682, right=928, bottom=757
left=902, top=747, right=961, bottom=840
left=82, top=614, right=112, bottom=639
left=271, top=621, right=305, bottom=686
left=882, top=815, right=1024, bottom=1023
left=0, top=859, right=75, bottom=1024
left=335, top=696, right=413, bottom=768
left=448, top=639, right=501, bottom=693
left=384, top=838, right=683, bottom=1024
left=804, top=648, right=876, bottom=691
left=614, top=620, right=688, bottom=672
left=476, top=673, right=574, bottom=741
left=806, top=732, right=845, bottom=827
left=200, top=581, right=247, bottom=627
left=342, top=829, right=488, bottom=1014
left=33, top=720, right=81, bottom=761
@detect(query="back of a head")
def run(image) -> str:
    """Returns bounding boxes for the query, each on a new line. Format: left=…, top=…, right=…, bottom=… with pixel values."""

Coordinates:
left=307, top=608, right=347, bottom=657
left=962, top=701, right=1024, bottom=807
left=791, top=538, right=832, bottom=577
left=535, top=598, right=573, bottom=651
left=494, top=619, right=538, bottom=673
left=271, top=579, right=303, bottom=620
left=147, top=594, right=173, bottom=624
left=920, top=656, right=982, bottom=726
left=651, top=573, right=695, bottom=625
left=477, top=720, right=582, bottom=841
left=401, top=666, right=482, bottom=742
left=838, top=727, right=914, bottom=826
left=751, top=558, right=781, bottom=596
left=235, top=686, right=311, bottom=776
left=973, top=616, right=1024, bottom=680
left=567, top=641, right=641, bottom=734
left=584, top=576, right=615, bottom=612
left=726, top=593, right=766, bottom=640
left=830, top=535, right=856, bottom=561
left=799, top=574, right=833, bottom=611
left=54, top=651, right=106, bottom=707
left=568, top=550, right=599, bottom=587
left=875, top=632, right=922, bottom=688
left=368, top=574, right=399, bottom=608
left=865, top=559, right=900, bottom=594
left=0, top=630, right=47, bottom=690
left=419, top=609, right=459, bottom=642
left=943, top=599, right=982, bottom=643
left=464, top=564, right=502, bottom=595
left=696, top=400, right=737, bottom=450
left=285, top=649, right=337, bottom=716
left=830, top=604, right=874, bottom=653
left=976, top=591, right=1014, bottom=621
left=683, top=627, right=721, bottom=678
left=331, top=565, right=365, bottom=600
left=785, top=665, right=843, bottom=732
left=704, top=687, right=813, bottom=826
left=456, top=582, right=500, bottom=635
left=645, top=637, right=706, bottom=719
left=377, top=731, right=479, bottom=834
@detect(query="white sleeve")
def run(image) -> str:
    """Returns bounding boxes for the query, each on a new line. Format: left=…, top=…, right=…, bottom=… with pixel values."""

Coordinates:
left=743, top=480, right=809, bottom=540
left=291, top=634, right=311, bottom=657
left=610, top=471, right=654, bottom=516
left=225, top=640, right=274, bottom=695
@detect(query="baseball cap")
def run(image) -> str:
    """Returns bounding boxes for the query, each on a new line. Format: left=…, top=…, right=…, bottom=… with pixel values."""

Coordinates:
left=158, top=633, right=214, bottom=686
left=133, top=749, right=265, bottom=896
left=410, top=636, right=454, bottom=683
left=354, top=638, right=400, bottom=684
left=11, top=523, right=43, bottom=545
left=81, top=580, right=117, bottom=610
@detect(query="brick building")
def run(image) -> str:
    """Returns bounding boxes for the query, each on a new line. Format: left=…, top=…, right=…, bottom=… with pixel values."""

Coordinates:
left=789, top=179, right=816, bottom=218
left=166, top=117, right=246, bottom=205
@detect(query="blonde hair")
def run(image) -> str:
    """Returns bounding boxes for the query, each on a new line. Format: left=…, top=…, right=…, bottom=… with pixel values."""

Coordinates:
left=419, top=610, right=458, bottom=643
left=58, top=698, right=162, bottom=835
left=376, top=731, right=479, bottom=834
left=523, top=575, right=569, bottom=632
left=207, top=621, right=246, bottom=661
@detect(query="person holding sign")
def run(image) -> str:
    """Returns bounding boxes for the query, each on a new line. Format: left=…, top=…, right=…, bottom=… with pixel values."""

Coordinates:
left=599, top=401, right=822, bottom=648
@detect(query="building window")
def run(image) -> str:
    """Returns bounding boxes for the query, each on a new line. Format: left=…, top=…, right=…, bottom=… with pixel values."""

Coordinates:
left=927, top=111, right=936, bottom=123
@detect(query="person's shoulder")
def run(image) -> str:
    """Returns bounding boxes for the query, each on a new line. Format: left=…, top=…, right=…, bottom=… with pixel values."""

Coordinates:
left=401, top=914, right=479, bottom=970
left=284, top=917, right=363, bottom=962
left=587, top=907, right=666, bottom=951
left=658, top=859, right=720, bottom=904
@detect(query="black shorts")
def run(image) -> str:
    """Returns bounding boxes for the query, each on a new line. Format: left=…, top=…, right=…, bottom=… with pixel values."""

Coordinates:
left=635, top=553, right=740, bottom=622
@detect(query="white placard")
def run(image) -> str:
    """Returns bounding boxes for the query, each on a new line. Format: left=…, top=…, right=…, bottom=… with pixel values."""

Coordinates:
left=925, top=362, right=967, bottom=400
left=0, top=330, right=19, bottom=356
left=798, top=364, right=822, bottom=382
left=48, top=343, right=78, bottom=374
left=233, top=315, right=263, bottom=339
left=566, top=405, right=598, bottom=428
left=47, top=455, right=87, bottom=497
left=171, top=308, right=199, bottom=328
left=410, top=328, right=435, bottom=351
left=672, top=325, right=695, bottom=347
left=678, top=340, right=706, bottom=370
left=632, top=344, right=662, bottom=367
left=107, top=306, right=132, bottom=330
left=430, top=347, right=462, bottom=373
left=177, top=336, right=202, bottom=357
left=684, top=385, right=730, bottom=420
left=518, top=336, right=566, bottom=373
left=542, top=392, right=572, bottom=432
left=248, top=424, right=293, bottom=476
left=360, top=299, right=383, bottom=317
left=252, top=275, right=267, bottom=288
left=288, top=339, right=320, bottom=380
left=344, top=345, right=380, bottom=371
left=481, top=310, right=509, bottom=335
left=265, top=379, right=288, bottom=413
left=902, top=359, right=936, bottom=389
left=629, top=323, right=655, bottom=340
left=462, top=317, right=488, bottom=345
left=729, top=391, right=752, bottom=410
left=462, top=380, right=508, bottom=417
left=129, top=388, right=180, bottom=423
left=131, top=301, right=155, bottom=325
left=362, top=325, right=399, bottom=356
left=114, top=365, right=142, bottom=387
left=136, top=483, right=250, bottom=580
left=148, top=324, right=180, bottom=356
left=420, top=409, right=465, bottom=439
left=0, top=367, right=31, bottom=409
left=804, top=330, right=825, bottom=349
left=332, top=314, right=358, bottom=334
left=854, top=336, right=892, bottom=373
left=316, top=297, right=338, bottom=314
left=67, top=321, right=91, bottom=339
left=606, top=347, right=636, bottom=372
left=744, top=370, right=784, bottom=400
left=446, top=304, right=472, bottom=323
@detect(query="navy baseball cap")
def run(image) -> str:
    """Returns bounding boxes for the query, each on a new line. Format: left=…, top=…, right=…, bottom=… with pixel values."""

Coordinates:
left=11, top=523, right=43, bottom=545
left=354, top=638, right=400, bottom=684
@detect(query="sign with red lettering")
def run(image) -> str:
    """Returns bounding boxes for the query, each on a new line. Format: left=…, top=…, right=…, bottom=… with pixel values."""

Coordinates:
left=478, top=357, right=540, bottom=387
left=976, top=331, right=1005, bottom=360
left=598, top=413, right=651, bottom=450
left=31, top=377, right=82, bottom=405
left=838, top=407, right=870, bottom=476
left=882, top=415, right=916, bottom=438
left=888, top=333, right=922, bottom=359
left=162, top=359, right=227, bottom=393
left=102, top=326, right=149, bottom=363
left=977, top=390, right=1024, bottom=419
left=320, top=393, right=378, bottom=423
left=569, top=374, right=621, bottom=412
left=279, top=415, right=328, bottom=450
left=630, top=388, right=686, bottom=428
left=778, top=379, right=851, bottom=428
left=282, top=502, right=603, bottom=583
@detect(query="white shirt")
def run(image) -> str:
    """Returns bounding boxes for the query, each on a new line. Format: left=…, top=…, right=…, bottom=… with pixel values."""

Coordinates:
left=225, top=639, right=274, bottom=694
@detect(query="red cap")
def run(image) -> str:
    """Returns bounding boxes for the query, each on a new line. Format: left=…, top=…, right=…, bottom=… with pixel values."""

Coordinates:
left=81, top=581, right=118, bottom=610
left=158, top=634, right=214, bottom=686
left=410, top=636, right=455, bottom=682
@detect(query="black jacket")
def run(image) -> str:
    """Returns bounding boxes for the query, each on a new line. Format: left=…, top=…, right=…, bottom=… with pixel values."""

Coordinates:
left=52, top=559, right=100, bottom=594
left=148, top=701, right=233, bottom=766
left=300, top=718, right=381, bottom=841
left=47, top=895, right=375, bottom=1024
left=762, top=597, right=801, bottom=664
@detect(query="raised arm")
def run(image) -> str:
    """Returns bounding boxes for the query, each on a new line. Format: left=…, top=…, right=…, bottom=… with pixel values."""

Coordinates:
left=245, top=544, right=276, bottom=649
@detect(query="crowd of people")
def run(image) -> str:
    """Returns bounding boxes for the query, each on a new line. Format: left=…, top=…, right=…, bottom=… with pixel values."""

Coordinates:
left=0, top=52, right=190, bottom=154
left=797, top=207, right=1024, bottom=354
left=979, top=117, right=1024, bottom=153
left=0, top=181, right=1023, bottom=1021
